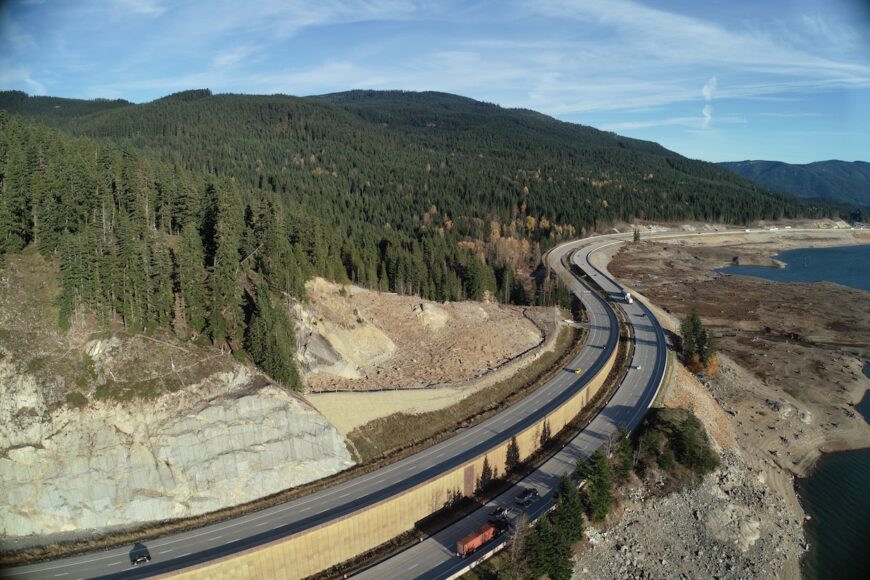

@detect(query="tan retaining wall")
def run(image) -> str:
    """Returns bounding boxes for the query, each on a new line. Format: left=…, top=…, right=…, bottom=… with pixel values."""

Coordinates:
left=171, top=342, right=617, bottom=579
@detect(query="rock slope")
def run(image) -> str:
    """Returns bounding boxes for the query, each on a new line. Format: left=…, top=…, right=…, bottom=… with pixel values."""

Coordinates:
left=0, top=361, right=354, bottom=537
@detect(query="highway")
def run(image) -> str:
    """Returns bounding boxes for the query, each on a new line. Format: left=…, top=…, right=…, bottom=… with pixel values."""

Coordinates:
left=355, top=233, right=668, bottom=579
left=3, top=234, right=652, bottom=580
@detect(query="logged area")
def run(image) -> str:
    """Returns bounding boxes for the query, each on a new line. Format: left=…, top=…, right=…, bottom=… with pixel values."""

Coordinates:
left=298, top=278, right=552, bottom=392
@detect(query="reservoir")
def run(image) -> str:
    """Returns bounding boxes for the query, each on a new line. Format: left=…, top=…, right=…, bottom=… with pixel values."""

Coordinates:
left=716, top=243, right=870, bottom=291
left=719, top=243, right=870, bottom=579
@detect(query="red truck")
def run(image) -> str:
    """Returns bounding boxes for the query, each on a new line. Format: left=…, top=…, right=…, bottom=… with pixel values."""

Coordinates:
left=456, top=523, right=498, bottom=557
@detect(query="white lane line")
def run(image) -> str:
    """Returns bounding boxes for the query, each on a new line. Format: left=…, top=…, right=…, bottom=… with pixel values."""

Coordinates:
left=179, top=552, right=192, bottom=557
left=272, top=524, right=283, bottom=530
left=211, top=535, right=223, bottom=541
left=53, top=574, right=69, bottom=577
left=299, top=506, right=311, bottom=512
left=158, top=548, right=175, bottom=554
left=255, top=521, right=270, bottom=527
left=105, top=562, right=120, bottom=568
left=338, top=492, right=350, bottom=498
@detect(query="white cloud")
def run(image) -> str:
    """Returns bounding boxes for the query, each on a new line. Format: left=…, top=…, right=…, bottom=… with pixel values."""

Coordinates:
left=702, top=76, right=717, bottom=101
left=702, top=104, right=713, bottom=128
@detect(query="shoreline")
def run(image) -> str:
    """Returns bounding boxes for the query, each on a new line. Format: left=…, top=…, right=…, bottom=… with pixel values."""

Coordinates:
left=589, top=228, right=870, bottom=579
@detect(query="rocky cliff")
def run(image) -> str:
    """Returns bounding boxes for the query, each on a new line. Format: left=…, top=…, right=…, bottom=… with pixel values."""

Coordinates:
left=0, top=360, right=354, bottom=537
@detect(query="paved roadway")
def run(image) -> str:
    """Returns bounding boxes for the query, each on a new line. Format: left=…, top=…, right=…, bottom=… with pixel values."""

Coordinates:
left=3, top=238, right=637, bottom=580
left=355, top=234, right=668, bottom=580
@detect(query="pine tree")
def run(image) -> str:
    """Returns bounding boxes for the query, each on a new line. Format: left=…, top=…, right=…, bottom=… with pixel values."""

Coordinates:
left=553, top=472, right=584, bottom=543
left=174, top=222, right=208, bottom=334
left=244, top=282, right=302, bottom=390
left=204, top=178, right=244, bottom=347
left=582, top=448, right=614, bottom=522
left=505, top=436, right=521, bottom=473
left=614, top=427, right=634, bottom=482
left=476, top=456, right=494, bottom=494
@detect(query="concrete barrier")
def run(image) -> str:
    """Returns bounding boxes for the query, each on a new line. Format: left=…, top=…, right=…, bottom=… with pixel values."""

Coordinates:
left=170, top=342, right=618, bottom=579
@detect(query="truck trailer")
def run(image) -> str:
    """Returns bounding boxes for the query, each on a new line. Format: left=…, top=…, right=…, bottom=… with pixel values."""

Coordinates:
left=456, top=523, right=498, bottom=557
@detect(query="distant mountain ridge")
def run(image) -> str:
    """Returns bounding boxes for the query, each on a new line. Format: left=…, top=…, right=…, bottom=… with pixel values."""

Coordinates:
left=720, top=160, right=870, bottom=208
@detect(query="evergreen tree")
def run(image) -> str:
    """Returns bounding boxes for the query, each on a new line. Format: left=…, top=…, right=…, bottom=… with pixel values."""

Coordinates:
left=174, top=222, right=208, bottom=335
left=476, top=456, right=494, bottom=494
left=244, top=282, right=302, bottom=390
left=553, top=472, right=584, bottom=543
left=614, top=427, right=634, bottom=482
left=581, top=448, right=614, bottom=522
left=505, top=436, right=521, bottom=473
left=204, top=178, right=244, bottom=347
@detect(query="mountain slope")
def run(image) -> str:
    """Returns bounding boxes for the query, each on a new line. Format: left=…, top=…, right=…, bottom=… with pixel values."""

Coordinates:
left=0, top=90, right=833, bottom=392
left=720, top=160, right=870, bottom=208
left=2, top=89, right=818, bottom=235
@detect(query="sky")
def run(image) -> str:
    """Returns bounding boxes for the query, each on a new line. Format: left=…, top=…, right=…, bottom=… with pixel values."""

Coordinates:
left=1, top=0, right=869, bottom=163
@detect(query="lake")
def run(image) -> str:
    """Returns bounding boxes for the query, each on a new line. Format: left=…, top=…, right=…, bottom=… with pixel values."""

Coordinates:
left=719, top=243, right=870, bottom=580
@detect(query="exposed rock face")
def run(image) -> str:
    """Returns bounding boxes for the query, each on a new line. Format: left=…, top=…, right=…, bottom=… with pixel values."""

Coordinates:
left=0, top=361, right=354, bottom=537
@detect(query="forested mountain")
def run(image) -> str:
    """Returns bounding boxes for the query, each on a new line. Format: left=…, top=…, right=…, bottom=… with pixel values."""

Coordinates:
left=720, top=160, right=870, bottom=208
left=0, top=89, right=832, bottom=390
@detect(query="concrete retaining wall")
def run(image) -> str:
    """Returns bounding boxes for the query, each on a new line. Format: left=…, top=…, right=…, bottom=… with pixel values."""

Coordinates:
left=172, top=340, right=617, bottom=579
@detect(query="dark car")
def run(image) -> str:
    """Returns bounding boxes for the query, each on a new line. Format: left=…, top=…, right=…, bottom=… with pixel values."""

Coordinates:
left=131, top=554, right=151, bottom=566
left=129, top=543, right=152, bottom=566
left=488, top=506, right=509, bottom=524
left=515, top=487, right=539, bottom=506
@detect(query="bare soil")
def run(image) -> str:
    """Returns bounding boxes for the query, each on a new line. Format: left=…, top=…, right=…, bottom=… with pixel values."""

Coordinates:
left=302, top=278, right=552, bottom=392
left=580, top=229, right=870, bottom=578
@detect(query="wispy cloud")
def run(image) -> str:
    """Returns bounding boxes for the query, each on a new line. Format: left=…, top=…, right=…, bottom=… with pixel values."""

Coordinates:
left=212, top=45, right=258, bottom=69
left=111, top=0, right=166, bottom=17
left=702, top=76, right=717, bottom=101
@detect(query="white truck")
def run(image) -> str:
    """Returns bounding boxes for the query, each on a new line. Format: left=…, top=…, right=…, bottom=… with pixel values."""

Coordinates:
left=623, top=291, right=633, bottom=304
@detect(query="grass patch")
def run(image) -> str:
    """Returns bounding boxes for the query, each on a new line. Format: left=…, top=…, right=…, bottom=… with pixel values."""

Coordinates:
left=64, top=392, right=88, bottom=409
left=93, top=379, right=161, bottom=402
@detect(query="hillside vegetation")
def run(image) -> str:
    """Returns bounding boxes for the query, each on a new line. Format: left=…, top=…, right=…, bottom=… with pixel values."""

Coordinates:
left=0, top=89, right=831, bottom=389
left=720, top=159, right=870, bottom=209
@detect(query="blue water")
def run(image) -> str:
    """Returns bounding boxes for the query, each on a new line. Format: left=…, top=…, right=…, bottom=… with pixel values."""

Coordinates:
left=798, top=374, right=870, bottom=580
left=716, top=244, right=870, bottom=291
left=719, top=244, right=870, bottom=579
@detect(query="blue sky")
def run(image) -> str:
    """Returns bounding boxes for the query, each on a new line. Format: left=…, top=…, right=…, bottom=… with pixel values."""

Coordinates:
left=2, top=0, right=869, bottom=163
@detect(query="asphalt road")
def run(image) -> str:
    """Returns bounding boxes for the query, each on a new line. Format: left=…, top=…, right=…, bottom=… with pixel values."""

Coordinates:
left=3, top=237, right=636, bottom=580
left=354, top=233, right=668, bottom=580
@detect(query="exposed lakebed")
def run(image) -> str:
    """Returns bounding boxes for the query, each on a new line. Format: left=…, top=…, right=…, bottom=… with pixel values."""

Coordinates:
left=719, top=244, right=869, bottom=580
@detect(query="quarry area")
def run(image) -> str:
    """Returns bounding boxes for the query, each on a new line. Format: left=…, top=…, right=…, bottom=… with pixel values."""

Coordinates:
left=573, top=226, right=870, bottom=579
left=295, top=277, right=558, bottom=434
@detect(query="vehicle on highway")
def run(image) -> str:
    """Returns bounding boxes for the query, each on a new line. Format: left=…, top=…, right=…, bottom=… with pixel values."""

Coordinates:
left=515, top=487, right=539, bottom=506
left=574, top=367, right=583, bottom=374
left=129, top=543, right=152, bottom=566
left=456, top=523, right=499, bottom=557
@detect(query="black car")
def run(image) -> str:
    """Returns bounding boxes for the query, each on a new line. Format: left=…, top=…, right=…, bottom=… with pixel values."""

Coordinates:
left=129, top=543, right=152, bottom=566
left=515, top=487, right=539, bottom=506
left=131, top=554, right=151, bottom=566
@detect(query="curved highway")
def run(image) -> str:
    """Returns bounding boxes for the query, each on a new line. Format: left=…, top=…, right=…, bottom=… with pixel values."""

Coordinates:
left=355, top=233, right=668, bottom=579
left=4, top=235, right=651, bottom=580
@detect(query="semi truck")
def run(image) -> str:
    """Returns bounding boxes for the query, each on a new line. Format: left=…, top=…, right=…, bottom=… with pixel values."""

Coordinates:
left=456, top=522, right=498, bottom=557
